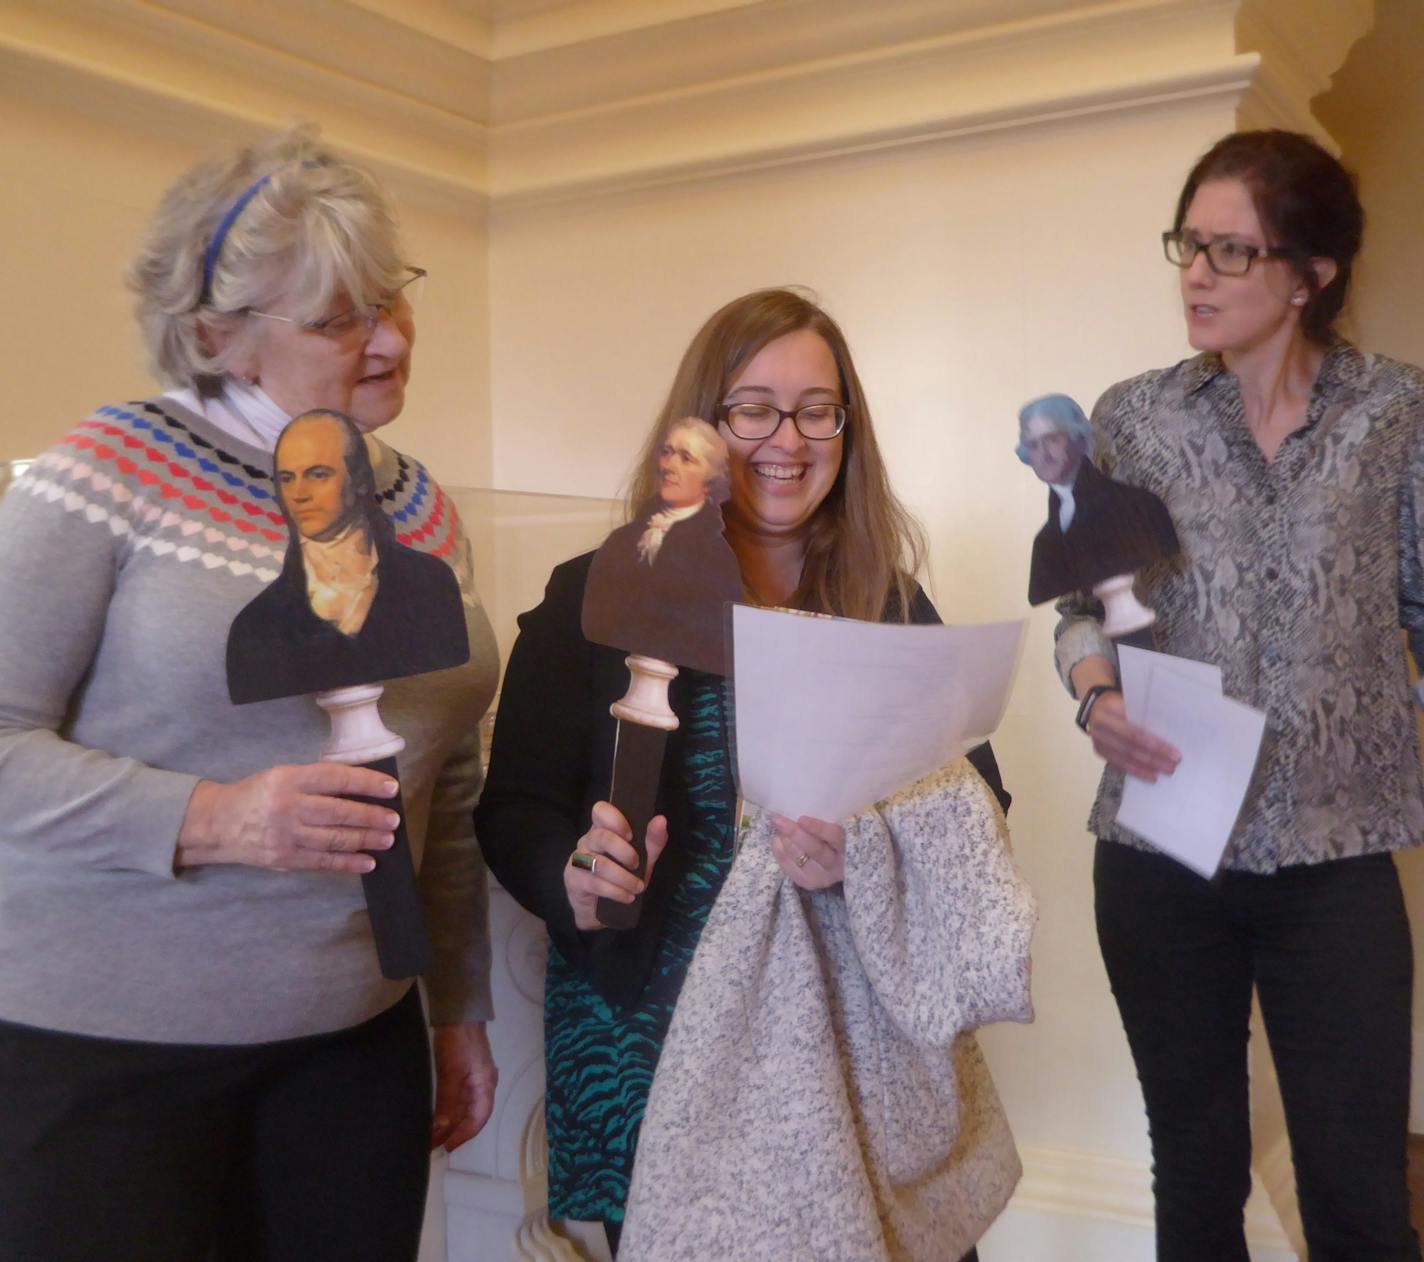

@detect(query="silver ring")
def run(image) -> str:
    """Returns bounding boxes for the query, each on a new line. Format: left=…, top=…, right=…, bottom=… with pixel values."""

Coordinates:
left=795, top=852, right=808, bottom=868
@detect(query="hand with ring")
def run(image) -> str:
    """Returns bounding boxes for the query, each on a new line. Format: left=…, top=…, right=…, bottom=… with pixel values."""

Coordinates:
left=564, top=800, right=670, bottom=930
left=769, top=813, right=846, bottom=890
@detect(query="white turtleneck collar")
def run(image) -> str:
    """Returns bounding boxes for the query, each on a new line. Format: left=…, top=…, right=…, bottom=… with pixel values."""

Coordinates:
left=637, top=501, right=703, bottom=565
left=163, top=378, right=292, bottom=453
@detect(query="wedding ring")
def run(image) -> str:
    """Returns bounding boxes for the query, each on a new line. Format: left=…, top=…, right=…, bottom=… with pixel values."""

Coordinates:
left=795, top=852, right=809, bottom=868
left=571, top=851, right=599, bottom=876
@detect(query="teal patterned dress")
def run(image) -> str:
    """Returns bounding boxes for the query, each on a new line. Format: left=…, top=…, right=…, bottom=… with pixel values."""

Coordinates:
left=543, top=675, right=737, bottom=1224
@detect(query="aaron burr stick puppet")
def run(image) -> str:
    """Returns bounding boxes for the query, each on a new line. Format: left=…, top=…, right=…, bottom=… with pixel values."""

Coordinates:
left=227, top=409, right=469, bottom=979
left=581, top=416, right=744, bottom=929
left=1018, top=393, right=1180, bottom=640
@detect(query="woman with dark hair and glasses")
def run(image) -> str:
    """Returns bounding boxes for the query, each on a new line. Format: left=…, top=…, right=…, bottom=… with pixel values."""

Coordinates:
left=0, top=125, right=499, bottom=1260
left=477, top=288, right=1018, bottom=1259
left=1058, top=129, right=1424, bottom=1260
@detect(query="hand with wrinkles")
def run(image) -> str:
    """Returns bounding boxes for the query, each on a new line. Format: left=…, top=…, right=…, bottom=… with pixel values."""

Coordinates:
left=175, top=763, right=401, bottom=873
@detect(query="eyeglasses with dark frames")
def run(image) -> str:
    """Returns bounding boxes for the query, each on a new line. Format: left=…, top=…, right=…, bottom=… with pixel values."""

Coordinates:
left=246, top=266, right=427, bottom=340
left=717, top=401, right=848, bottom=441
left=1162, top=231, right=1295, bottom=277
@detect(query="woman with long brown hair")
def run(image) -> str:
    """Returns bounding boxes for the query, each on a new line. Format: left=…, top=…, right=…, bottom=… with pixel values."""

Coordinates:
left=476, top=287, right=1011, bottom=1258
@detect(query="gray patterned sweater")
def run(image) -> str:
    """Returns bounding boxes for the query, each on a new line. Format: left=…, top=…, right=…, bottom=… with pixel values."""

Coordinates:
left=620, top=759, right=1035, bottom=1261
left=0, top=398, right=498, bottom=1043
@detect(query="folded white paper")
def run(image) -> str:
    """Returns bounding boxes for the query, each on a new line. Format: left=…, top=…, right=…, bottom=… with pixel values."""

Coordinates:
left=730, top=605, right=1024, bottom=823
left=1115, top=646, right=1266, bottom=878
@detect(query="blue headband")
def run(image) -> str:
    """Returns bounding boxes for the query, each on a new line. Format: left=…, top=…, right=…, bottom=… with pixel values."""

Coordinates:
left=199, top=173, right=272, bottom=305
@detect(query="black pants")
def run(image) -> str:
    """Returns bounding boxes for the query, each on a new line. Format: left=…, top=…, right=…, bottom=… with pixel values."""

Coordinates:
left=0, top=987, right=432, bottom=1262
left=1095, top=841, right=1420, bottom=1262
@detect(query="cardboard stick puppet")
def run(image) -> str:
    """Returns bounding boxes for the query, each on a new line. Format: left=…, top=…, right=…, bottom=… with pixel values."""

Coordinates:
left=1017, top=393, right=1179, bottom=640
left=227, top=409, right=469, bottom=978
left=581, top=417, right=743, bottom=928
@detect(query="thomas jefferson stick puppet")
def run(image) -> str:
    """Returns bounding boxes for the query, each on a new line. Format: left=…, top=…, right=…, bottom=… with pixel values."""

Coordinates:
left=582, top=417, right=743, bottom=928
left=227, top=409, right=469, bottom=977
left=1018, top=393, right=1179, bottom=639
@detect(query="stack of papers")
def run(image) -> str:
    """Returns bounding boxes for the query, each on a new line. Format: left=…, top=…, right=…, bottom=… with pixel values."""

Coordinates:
left=730, top=605, right=1024, bottom=823
left=1115, top=645, right=1268, bottom=877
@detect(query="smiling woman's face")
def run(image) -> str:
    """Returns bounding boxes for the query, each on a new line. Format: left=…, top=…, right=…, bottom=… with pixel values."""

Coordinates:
left=717, top=329, right=845, bottom=543
left=237, top=288, right=416, bottom=433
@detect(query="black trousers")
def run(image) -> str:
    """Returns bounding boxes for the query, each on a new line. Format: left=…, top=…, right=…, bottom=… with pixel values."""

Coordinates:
left=1095, top=840, right=1420, bottom=1262
left=0, top=987, right=432, bottom=1262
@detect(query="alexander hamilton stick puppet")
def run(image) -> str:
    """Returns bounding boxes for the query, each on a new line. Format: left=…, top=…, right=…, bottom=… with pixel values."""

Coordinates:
left=580, top=416, right=743, bottom=929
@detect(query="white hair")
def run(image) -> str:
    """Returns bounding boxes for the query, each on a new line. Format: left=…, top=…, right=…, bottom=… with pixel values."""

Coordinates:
left=126, top=123, right=408, bottom=395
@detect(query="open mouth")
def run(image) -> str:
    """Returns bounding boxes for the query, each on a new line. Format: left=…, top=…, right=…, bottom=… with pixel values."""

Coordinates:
left=753, top=464, right=806, bottom=484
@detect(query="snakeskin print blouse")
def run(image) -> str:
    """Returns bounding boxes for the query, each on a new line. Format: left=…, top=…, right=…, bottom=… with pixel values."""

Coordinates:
left=1055, top=342, right=1424, bottom=872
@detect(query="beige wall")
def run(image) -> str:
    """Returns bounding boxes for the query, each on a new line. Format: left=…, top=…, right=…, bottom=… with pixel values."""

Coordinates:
left=0, top=89, right=493, bottom=489
left=1318, top=0, right=1424, bottom=1131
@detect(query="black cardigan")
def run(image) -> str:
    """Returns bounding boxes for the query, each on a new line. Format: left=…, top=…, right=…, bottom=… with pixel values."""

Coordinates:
left=474, top=552, right=1010, bottom=1009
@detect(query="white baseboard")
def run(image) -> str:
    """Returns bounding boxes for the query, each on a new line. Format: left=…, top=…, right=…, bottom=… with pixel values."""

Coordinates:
left=981, top=1143, right=1299, bottom=1261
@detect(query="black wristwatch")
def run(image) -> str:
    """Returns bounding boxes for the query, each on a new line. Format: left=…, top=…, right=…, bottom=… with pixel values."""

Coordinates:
left=1075, top=684, right=1121, bottom=733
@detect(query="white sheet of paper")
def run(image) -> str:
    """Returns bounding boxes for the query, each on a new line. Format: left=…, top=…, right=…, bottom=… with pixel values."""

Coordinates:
left=1116, top=663, right=1267, bottom=878
left=730, top=605, right=1024, bottom=822
left=1117, top=644, right=1222, bottom=725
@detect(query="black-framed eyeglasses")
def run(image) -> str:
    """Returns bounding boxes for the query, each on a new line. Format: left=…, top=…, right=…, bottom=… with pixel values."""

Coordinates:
left=1162, top=231, right=1294, bottom=277
left=247, top=266, right=427, bottom=341
left=717, top=401, right=848, bottom=441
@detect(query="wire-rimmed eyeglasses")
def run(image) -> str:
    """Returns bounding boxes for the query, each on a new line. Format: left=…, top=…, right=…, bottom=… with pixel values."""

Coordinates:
left=717, top=402, right=848, bottom=441
left=246, top=266, right=426, bottom=340
left=1162, top=232, right=1295, bottom=277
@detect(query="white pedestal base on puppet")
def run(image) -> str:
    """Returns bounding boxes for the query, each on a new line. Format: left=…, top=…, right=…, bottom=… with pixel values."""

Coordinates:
left=1092, top=574, right=1156, bottom=640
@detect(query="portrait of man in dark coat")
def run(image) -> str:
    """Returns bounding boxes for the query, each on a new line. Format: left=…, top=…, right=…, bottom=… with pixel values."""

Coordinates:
left=582, top=416, right=743, bottom=676
left=227, top=409, right=468, bottom=704
left=1019, top=393, right=1180, bottom=606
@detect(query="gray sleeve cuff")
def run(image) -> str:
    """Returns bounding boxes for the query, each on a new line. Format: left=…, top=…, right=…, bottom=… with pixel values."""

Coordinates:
left=1054, top=616, right=1116, bottom=695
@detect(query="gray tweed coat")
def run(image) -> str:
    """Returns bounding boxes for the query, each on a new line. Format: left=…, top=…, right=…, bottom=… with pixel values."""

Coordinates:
left=620, top=758, right=1036, bottom=1261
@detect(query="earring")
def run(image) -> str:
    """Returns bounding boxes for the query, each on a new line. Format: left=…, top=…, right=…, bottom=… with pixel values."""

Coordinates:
left=1291, top=295, right=1306, bottom=306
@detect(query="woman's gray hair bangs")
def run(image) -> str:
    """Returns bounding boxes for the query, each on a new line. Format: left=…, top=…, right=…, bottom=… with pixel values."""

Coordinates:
left=126, top=124, right=407, bottom=393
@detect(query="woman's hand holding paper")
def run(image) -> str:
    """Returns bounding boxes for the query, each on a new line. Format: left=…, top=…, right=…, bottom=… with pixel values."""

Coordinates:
left=1086, top=692, right=1181, bottom=783
left=770, top=813, right=846, bottom=889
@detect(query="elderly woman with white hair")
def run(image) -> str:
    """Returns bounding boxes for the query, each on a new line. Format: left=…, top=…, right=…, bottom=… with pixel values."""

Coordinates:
left=0, top=126, right=499, bottom=1261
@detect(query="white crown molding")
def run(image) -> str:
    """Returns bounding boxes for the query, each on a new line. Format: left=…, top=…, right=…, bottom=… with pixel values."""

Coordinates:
left=2, top=0, right=1375, bottom=209
left=490, top=0, right=1257, bottom=204
left=0, top=0, right=490, bottom=208
left=1235, top=0, right=1375, bottom=147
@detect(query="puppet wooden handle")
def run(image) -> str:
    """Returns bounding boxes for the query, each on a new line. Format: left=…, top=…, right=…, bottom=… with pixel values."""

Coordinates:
left=597, top=657, right=680, bottom=930
left=316, top=685, right=431, bottom=979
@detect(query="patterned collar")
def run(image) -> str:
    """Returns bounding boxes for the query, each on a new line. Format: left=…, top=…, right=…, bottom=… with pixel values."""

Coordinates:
left=1180, top=338, right=1365, bottom=400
